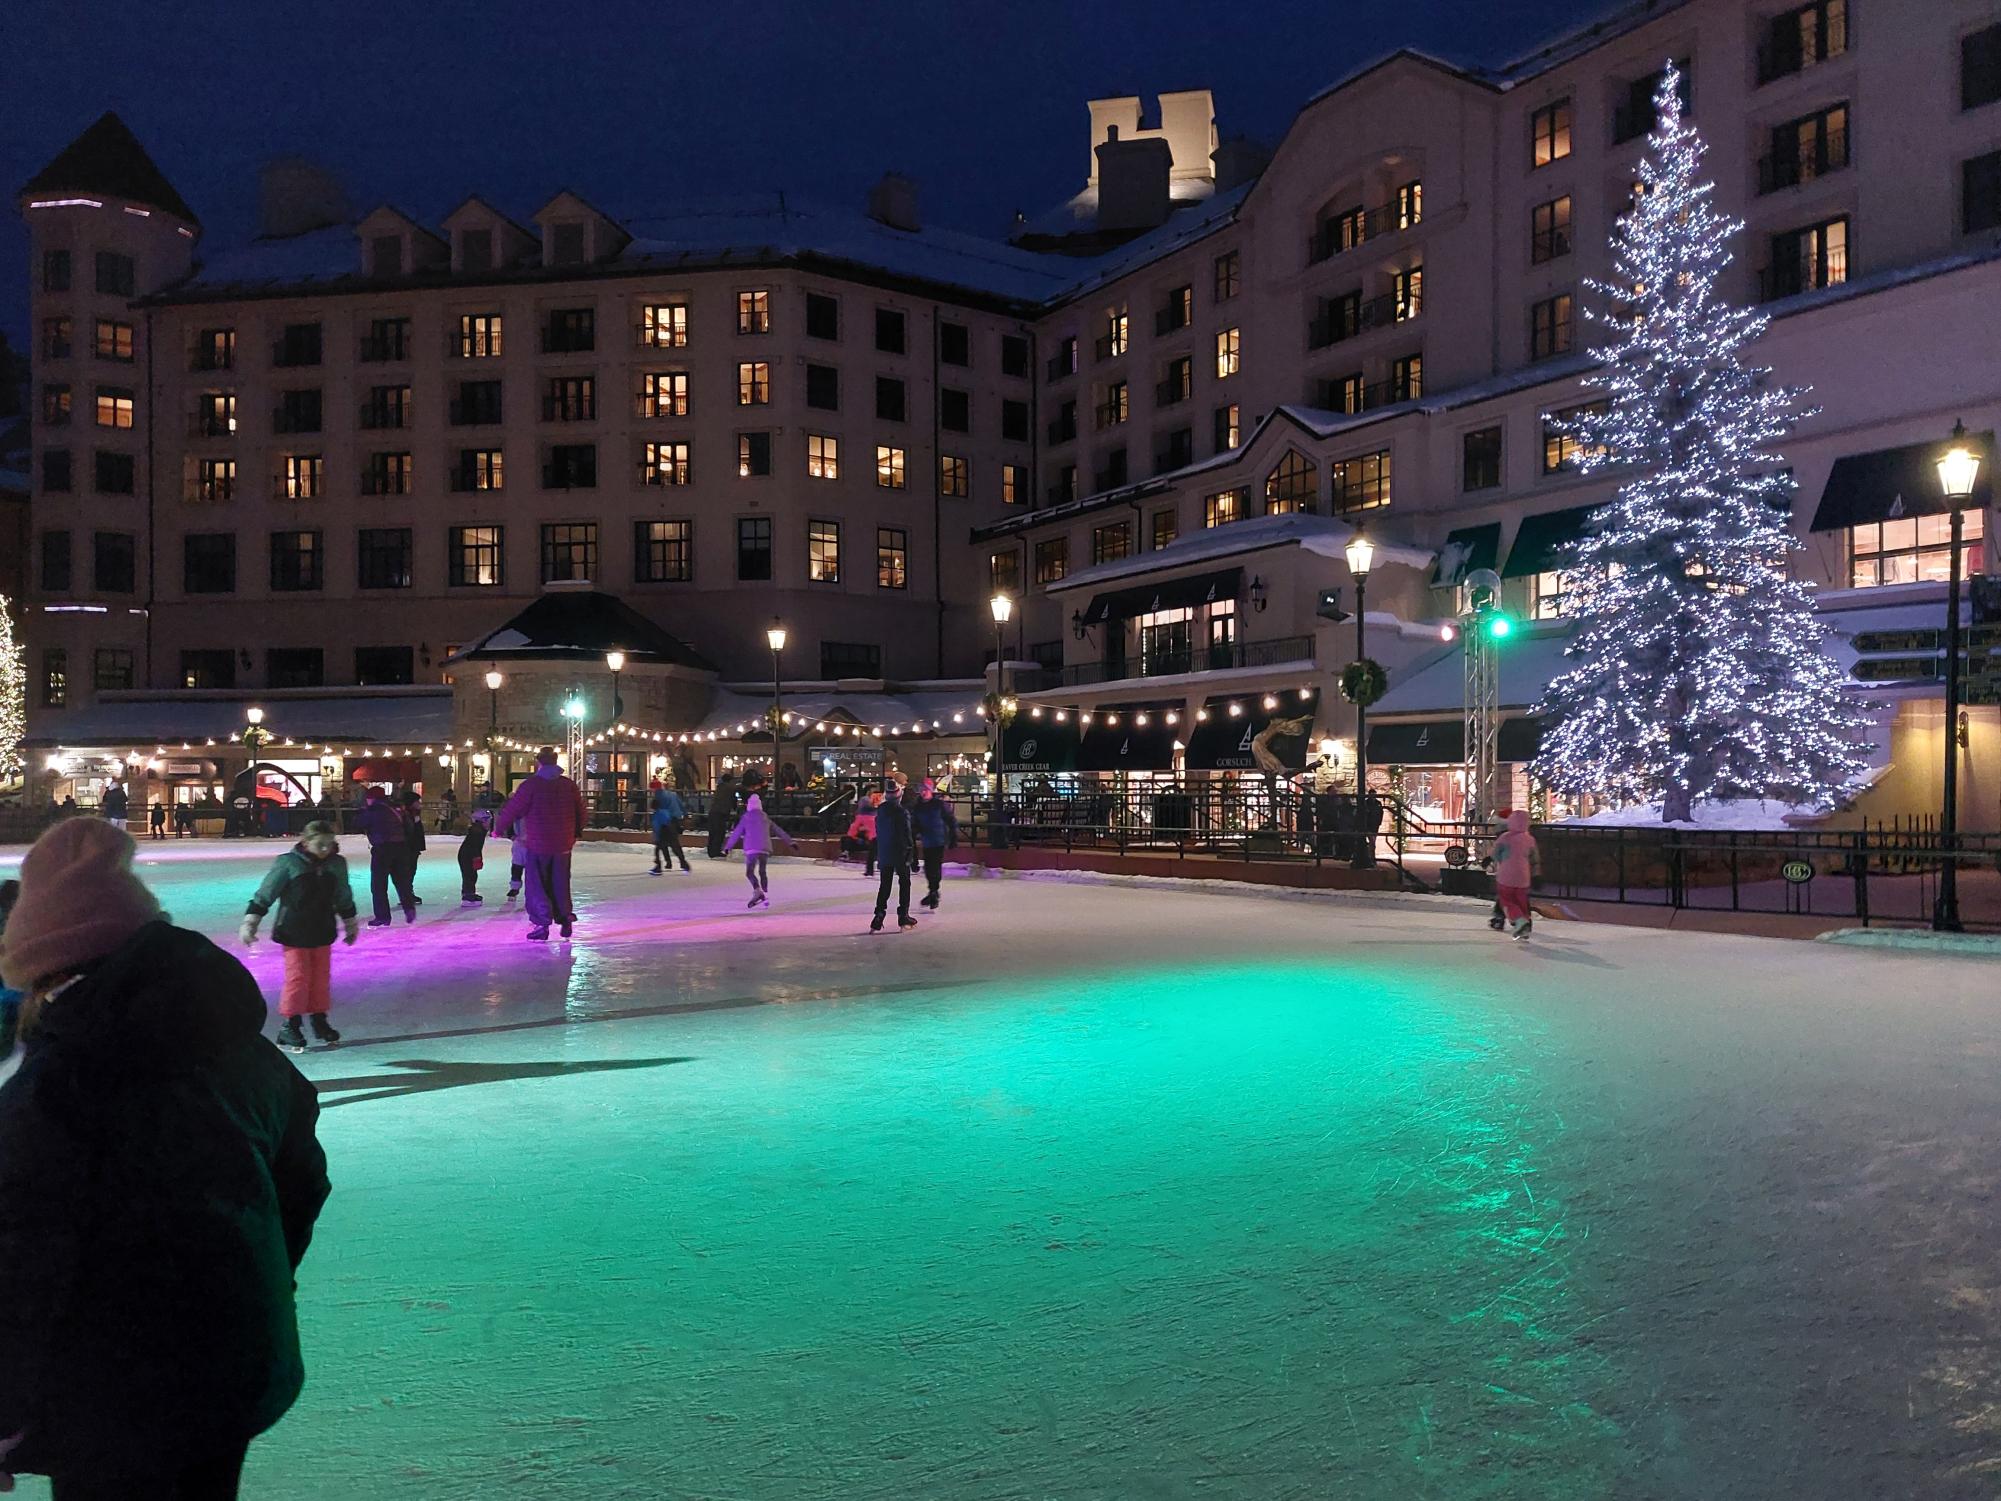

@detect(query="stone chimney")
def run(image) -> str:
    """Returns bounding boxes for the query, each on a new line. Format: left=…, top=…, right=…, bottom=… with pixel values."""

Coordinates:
left=260, top=157, right=350, bottom=239
left=1095, top=129, right=1173, bottom=233
left=1212, top=135, right=1272, bottom=193
left=866, top=172, right=921, bottom=233
left=1155, top=90, right=1217, bottom=184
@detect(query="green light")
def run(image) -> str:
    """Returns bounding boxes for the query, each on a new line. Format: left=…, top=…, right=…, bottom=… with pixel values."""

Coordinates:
left=563, top=699, right=585, bottom=719
left=1486, top=614, right=1513, bottom=640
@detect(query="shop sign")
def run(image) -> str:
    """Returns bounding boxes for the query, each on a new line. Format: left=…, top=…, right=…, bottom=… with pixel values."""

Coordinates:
left=1443, top=844, right=1470, bottom=868
left=1780, top=859, right=1813, bottom=885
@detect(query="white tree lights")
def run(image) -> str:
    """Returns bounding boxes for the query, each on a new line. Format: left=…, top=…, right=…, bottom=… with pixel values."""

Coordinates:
left=0, top=598, right=23, bottom=788
left=1531, top=64, right=1873, bottom=824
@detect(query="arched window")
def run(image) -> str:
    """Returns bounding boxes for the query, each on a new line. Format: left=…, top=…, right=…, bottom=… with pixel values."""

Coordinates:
left=1264, top=450, right=1318, bottom=515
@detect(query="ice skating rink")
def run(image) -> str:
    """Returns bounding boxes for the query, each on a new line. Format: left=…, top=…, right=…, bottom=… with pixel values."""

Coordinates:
left=6, top=837, right=2001, bottom=1499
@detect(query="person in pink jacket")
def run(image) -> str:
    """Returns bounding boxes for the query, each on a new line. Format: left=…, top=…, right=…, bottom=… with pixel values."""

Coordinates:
left=1491, top=808, right=1539, bottom=940
left=722, top=773, right=797, bottom=909
left=493, top=747, right=587, bottom=941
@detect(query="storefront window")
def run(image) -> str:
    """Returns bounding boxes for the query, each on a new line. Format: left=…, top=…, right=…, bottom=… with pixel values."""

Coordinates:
left=1136, top=606, right=1193, bottom=676
left=1849, top=512, right=1984, bottom=587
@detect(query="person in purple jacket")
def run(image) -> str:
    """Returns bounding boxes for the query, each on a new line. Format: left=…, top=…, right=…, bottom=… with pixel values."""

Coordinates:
left=722, top=772, right=797, bottom=909
left=492, top=747, right=587, bottom=940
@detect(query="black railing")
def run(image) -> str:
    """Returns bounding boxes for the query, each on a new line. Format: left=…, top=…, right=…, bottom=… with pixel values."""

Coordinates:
left=1759, top=245, right=1847, bottom=302
left=1312, top=375, right=1418, bottom=413
left=541, top=326, right=596, bottom=354
left=272, top=407, right=322, bottom=435
left=1155, top=377, right=1191, bottom=406
left=360, top=470, right=411, bottom=496
left=1056, top=633, right=1315, bottom=687
left=1091, top=460, right=1128, bottom=492
left=449, top=398, right=502, bottom=426
left=186, top=412, right=235, bottom=438
left=1047, top=414, right=1077, bottom=444
left=1155, top=435, right=1194, bottom=473
left=1094, top=331, right=1126, bottom=362
left=359, top=403, right=408, bottom=430
left=191, top=348, right=233, bottom=373
left=1308, top=291, right=1403, bottom=349
left=1154, top=302, right=1190, bottom=336
left=1094, top=399, right=1128, bottom=429
left=1756, top=126, right=1849, bottom=195
left=1306, top=201, right=1411, bottom=264
left=542, top=461, right=597, bottom=489
left=271, top=341, right=321, bottom=368
left=542, top=395, right=597, bottom=421
left=359, top=334, right=411, bottom=362
left=447, top=467, right=493, bottom=493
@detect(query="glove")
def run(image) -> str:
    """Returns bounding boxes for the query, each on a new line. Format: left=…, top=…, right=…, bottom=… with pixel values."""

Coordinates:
left=342, top=914, right=361, bottom=946
left=239, top=915, right=261, bottom=947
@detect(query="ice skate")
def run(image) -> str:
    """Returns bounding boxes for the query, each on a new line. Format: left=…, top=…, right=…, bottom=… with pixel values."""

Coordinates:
left=277, top=1018, right=307, bottom=1054
left=526, top=926, right=549, bottom=941
left=403, top=907, right=416, bottom=924
left=1487, top=915, right=1506, bottom=931
left=869, top=917, right=884, bottom=933
left=650, top=866, right=663, bottom=876
left=366, top=917, right=391, bottom=929
left=506, top=884, right=521, bottom=901
left=1510, top=917, right=1532, bottom=941
left=309, top=1016, right=341, bottom=1048
left=462, top=893, right=482, bottom=905
left=898, top=915, right=919, bottom=930
left=747, top=892, right=762, bottom=909
left=559, top=918, right=574, bottom=938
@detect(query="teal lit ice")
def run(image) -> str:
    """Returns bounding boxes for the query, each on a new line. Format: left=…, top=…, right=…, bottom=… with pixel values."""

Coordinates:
left=4, top=840, right=1999, bottom=1498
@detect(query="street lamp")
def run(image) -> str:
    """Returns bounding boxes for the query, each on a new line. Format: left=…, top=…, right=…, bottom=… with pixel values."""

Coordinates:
left=1343, top=527, right=1376, bottom=869
left=605, top=650, right=626, bottom=825
left=991, top=593, right=1014, bottom=844
left=765, top=620, right=787, bottom=793
left=483, top=669, right=504, bottom=802
left=1934, top=419, right=1982, bottom=931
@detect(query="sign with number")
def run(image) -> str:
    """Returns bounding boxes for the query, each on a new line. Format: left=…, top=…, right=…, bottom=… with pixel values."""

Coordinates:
left=1443, top=844, right=1470, bottom=868
left=1780, top=859, right=1813, bottom=885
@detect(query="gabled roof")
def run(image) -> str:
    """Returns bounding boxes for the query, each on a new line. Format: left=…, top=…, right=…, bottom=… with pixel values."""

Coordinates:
left=445, top=587, right=717, bottom=671
left=441, top=194, right=538, bottom=242
left=20, top=111, right=199, bottom=225
left=356, top=204, right=447, bottom=250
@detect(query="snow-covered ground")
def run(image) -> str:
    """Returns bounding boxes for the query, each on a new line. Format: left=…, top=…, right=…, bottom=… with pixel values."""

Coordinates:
left=4, top=837, right=2001, bottom=1498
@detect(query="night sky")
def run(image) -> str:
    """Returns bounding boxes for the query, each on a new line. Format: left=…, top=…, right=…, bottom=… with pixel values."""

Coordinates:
left=3, top=0, right=1614, bottom=343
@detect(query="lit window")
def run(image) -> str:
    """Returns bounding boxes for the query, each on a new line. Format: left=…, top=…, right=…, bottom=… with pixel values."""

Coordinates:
left=1532, top=196, right=1574, bottom=263
left=642, top=302, right=689, bottom=348
left=1542, top=402, right=1608, bottom=473
left=1215, top=327, right=1241, bottom=379
left=808, top=519, right=842, bottom=582
left=877, top=527, right=908, bottom=590
left=1214, top=403, right=1240, bottom=453
left=1152, top=508, right=1179, bottom=549
left=1394, top=265, right=1423, bottom=321
left=636, top=520, right=692, bottom=583
left=457, top=313, right=503, bottom=358
left=94, top=387, right=134, bottom=429
left=1034, top=537, right=1069, bottom=585
left=1205, top=489, right=1244, bottom=528
left=94, top=320, right=134, bottom=362
left=1850, top=512, right=1985, bottom=587
left=1531, top=570, right=1568, bottom=620
left=940, top=454, right=969, bottom=497
left=640, top=371, right=689, bottom=418
left=449, top=525, right=504, bottom=587
left=1331, top=450, right=1392, bottom=512
left=1003, top=463, right=1027, bottom=505
left=1264, top=450, right=1317, bottom=514
left=738, top=361, right=770, bottom=405
left=1531, top=98, right=1573, bottom=167
left=990, top=550, right=1022, bottom=595
left=644, top=441, right=691, bottom=486
left=1531, top=293, right=1575, bottom=360
left=1092, top=521, right=1132, bottom=564
left=283, top=454, right=324, bottom=500
left=737, top=290, right=770, bottom=334
left=875, top=445, right=906, bottom=489
left=1213, top=249, right=1241, bottom=301
left=807, top=434, right=839, bottom=480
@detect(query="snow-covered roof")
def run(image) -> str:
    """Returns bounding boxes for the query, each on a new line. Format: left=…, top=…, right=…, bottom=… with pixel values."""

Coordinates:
left=28, top=690, right=457, bottom=747
left=1045, top=512, right=1433, bottom=595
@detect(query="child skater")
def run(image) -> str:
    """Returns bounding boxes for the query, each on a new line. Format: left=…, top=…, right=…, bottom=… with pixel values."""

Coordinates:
left=1491, top=808, right=1539, bottom=941
left=459, top=807, right=491, bottom=904
left=240, top=819, right=360, bottom=1051
left=503, top=815, right=526, bottom=901
left=722, top=772, right=797, bottom=908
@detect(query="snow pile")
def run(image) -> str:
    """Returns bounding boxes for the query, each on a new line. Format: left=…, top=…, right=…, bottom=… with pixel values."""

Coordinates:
left=1815, top=927, right=2001, bottom=958
left=1558, top=798, right=1826, bottom=830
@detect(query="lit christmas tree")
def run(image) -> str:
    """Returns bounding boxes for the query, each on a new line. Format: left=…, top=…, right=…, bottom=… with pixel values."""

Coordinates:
left=0, top=596, right=23, bottom=788
left=1531, top=63, right=1873, bottom=824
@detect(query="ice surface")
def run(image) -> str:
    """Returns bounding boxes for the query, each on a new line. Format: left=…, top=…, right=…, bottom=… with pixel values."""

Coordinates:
left=3, top=838, right=2001, bottom=1498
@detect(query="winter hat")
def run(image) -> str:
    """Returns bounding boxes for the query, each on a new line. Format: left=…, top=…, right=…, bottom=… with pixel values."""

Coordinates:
left=536, top=746, right=559, bottom=766
left=1, top=820, right=163, bottom=990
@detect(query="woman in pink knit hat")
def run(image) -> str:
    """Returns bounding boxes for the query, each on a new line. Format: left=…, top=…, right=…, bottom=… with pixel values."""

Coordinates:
left=0, top=820, right=329, bottom=1497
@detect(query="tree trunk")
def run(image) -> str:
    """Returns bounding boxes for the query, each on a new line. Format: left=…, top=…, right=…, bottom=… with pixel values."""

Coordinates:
left=1661, top=782, right=1693, bottom=824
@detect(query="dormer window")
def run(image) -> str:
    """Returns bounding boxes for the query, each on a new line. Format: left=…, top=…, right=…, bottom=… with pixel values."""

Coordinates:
left=461, top=229, right=492, bottom=273
left=552, top=222, right=587, bottom=266
left=370, top=236, right=402, bottom=278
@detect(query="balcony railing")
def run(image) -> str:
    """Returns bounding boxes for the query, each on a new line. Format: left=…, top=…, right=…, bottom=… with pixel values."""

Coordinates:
left=359, top=333, right=412, bottom=363
left=1155, top=376, right=1191, bottom=407
left=1046, top=351, right=1077, bottom=382
left=1154, top=436, right=1194, bottom=473
left=1094, top=399, right=1129, bottom=430
left=191, top=348, right=233, bottom=373
left=1312, top=375, right=1418, bottom=414
left=541, top=326, right=596, bottom=354
left=1756, top=126, right=1849, bottom=195
left=542, top=395, right=597, bottom=422
left=359, top=403, right=409, bottom=431
left=1092, top=459, right=1129, bottom=492
left=1307, top=291, right=1406, bottom=350
left=1759, top=248, right=1848, bottom=302
left=360, top=471, right=412, bottom=496
left=1046, top=483, right=1076, bottom=506
left=1046, top=413, right=1077, bottom=445
left=639, top=462, right=691, bottom=487
left=448, top=466, right=499, bottom=493
left=1306, top=202, right=1409, bottom=264
left=542, top=462, right=597, bottom=489
left=272, top=407, right=322, bottom=435
left=182, top=481, right=235, bottom=504
left=1094, top=331, right=1127, bottom=362
left=271, top=341, right=321, bottom=368
left=1057, top=634, right=1316, bottom=687
left=186, top=412, right=236, bottom=439
left=1154, top=302, right=1191, bottom=337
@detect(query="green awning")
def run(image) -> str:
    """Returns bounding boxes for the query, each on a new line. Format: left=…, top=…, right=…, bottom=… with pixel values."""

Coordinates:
left=1431, top=523, right=1501, bottom=586
left=1074, top=708, right=1178, bottom=772
left=1367, top=718, right=1541, bottom=765
left=1079, top=567, right=1242, bottom=626
left=1001, top=716, right=1079, bottom=773
left=1502, top=505, right=1603, bottom=578
left=1811, top=432, right=1996, bottom=532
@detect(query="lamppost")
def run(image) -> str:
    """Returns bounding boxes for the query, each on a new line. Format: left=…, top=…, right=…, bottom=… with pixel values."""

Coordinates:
left=1343, top=527, right=1376, bottom=869
left=606, top=650, right=626, bottom=825
left=242, top=704, right=270, bottom=756
left=1933, top=420, right=1983, bottom=932
left=990, top=592, right=1013, bottom=844
left=765, top=620, right=787, bottom=793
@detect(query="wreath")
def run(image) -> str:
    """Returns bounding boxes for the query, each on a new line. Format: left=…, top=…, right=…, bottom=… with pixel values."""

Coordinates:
left=1340, top=658, right=1388, bottom=706
left=982, top=692, right=1018, bottom=728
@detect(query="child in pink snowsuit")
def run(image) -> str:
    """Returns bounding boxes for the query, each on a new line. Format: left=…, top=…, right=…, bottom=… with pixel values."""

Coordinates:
left=1492, top=809, right=1538, bottom=936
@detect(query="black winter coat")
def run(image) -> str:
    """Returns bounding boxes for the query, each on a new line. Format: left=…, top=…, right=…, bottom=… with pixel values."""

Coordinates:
left=245, top=843, right=357, bottom=948
left=874, top=797, right=915, bottom=867
left=0, top=922, right=329, bottom=1478
left=355, top=798, right=405, bottom=848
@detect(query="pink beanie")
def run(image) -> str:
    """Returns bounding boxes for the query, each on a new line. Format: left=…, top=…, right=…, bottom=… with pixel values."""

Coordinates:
left=1, top=819, right=162, bottom=990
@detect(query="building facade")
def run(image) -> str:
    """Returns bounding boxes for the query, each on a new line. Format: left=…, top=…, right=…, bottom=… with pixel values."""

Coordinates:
left=18, top=0, right=2001, bottom=822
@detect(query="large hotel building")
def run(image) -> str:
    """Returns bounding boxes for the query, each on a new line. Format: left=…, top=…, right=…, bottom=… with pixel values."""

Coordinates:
left=17, top=0, right=2001, bottom=825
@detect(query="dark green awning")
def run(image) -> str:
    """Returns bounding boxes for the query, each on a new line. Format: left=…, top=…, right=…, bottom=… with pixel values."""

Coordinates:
left=1431, top=523, right=1501, bottom=586
left=1079, top=567, right=1242, bottom=626
left=1001, top=716, right=1079, bottom=773
left=1810, top=432, right=1996, bottom=532
left=1367, top=718, right=1541, bottom=765
left=1074, top=709, right=1178, bottom=772
left=1502, top=506, right=1602, bottom=578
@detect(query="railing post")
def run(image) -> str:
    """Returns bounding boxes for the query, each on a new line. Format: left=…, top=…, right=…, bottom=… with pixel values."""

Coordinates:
left=1617, top=829, right=1627, bottom=903
left=1730, top=841, right=1740, bottom=911
left=1853, top=828, right=1870, bottom=927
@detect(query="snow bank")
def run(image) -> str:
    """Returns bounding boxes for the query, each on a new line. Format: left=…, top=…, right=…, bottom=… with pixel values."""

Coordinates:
left=1814, top=927, right=2001, bottom=958
left=1559, top=798, right=1825, bottom=830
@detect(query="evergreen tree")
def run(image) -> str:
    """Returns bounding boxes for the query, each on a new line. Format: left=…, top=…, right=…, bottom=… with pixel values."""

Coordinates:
left=1531, top=63, right=1872, bottom=824
left=0, top=597, right=23, bottom=788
